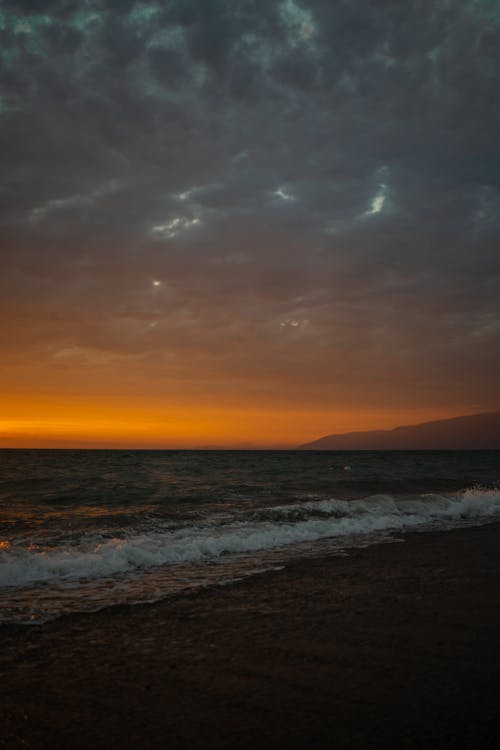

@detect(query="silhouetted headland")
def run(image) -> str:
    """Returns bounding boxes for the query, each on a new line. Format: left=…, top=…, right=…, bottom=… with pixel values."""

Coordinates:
left=299, top=411, right=500, bottom=450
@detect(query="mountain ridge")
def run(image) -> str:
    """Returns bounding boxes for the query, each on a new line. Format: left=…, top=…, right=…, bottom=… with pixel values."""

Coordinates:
left=299, top=411, right=500, bottom=450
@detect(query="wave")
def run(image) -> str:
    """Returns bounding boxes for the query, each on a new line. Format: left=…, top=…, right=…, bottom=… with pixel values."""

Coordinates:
left=1, top=488, right=499, bottom=588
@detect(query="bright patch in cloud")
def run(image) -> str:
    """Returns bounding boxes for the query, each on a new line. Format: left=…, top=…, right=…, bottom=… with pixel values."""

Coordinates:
left=280, top=319, right=309, bottom=329
left=280, top=0, right=317, bottom=46
left=367, top=184, right=388, bottom=216
left=273, top=186, right=296, bottom=202
left=70, top=10, right=101, bottom=32
left=371, top=191, right=386, bottom=214
left=176, top=189, right=195, bottom=201
left=30, top=181, right=122, bottom=222
left=151, top=216, right=201, bottom=239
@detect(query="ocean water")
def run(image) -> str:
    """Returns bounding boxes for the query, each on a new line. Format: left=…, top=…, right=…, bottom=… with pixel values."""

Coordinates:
left=0, top=449, right=499, bottom=625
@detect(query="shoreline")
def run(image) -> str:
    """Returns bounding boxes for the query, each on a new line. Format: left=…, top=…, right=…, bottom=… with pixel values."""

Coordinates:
left=2, top=522, right=500, bottom=748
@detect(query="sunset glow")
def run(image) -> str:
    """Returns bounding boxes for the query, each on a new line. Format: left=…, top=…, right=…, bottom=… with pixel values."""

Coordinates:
left=1, top=1, right=499, bottom=448
left=0, top=402, right=477, bottom=449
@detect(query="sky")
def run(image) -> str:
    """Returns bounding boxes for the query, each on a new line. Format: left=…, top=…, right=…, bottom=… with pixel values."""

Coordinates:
left=1, top=0, right=499, bottom=448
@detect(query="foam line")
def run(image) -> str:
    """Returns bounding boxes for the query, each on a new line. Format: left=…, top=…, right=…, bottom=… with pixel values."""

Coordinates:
left=1, top=488, right=499, bottom=588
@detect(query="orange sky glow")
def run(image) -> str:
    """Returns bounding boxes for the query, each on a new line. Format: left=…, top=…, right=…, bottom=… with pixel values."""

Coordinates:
left=1, top=272, right=495, bottom=448
left=0, top=390, right=479, bottom=449
left=2, top=1, right=499, bottom=449
left=1, top=262, right=496, bottom=449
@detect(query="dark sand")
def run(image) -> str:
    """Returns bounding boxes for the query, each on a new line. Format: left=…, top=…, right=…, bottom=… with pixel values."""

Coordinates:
left=2, top=523, right=500, bottom=749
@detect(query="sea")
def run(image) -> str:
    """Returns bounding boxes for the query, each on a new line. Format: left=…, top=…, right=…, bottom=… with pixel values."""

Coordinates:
left=0, top=449, right=499, bottom=626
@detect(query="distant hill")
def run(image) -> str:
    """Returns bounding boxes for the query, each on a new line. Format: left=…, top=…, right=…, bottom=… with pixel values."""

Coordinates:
left=299, top=411, right=500, bottom=450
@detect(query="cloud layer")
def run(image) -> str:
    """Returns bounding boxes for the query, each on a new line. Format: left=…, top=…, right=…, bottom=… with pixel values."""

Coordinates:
left=1, top=0, right=499, bottom=443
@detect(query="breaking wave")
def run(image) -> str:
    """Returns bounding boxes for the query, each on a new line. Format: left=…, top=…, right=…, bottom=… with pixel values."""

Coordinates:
left=1, top=487, right=499, bottom=588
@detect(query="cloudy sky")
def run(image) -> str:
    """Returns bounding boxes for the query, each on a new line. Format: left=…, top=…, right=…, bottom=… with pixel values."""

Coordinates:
left=1, top=0, right=499, bottom=447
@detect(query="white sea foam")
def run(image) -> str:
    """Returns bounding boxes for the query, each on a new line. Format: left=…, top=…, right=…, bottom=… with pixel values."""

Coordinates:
left=1, top=488, right=499, bottom=588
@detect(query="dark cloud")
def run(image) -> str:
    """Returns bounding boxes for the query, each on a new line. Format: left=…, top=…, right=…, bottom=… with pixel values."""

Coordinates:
left=1, top=0, right=499, bottom=426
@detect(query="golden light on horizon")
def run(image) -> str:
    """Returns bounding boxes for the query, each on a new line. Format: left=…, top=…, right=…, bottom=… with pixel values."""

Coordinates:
left=0, top=397, right=470, bottom=449
left=1, top=2, right=499, bottom=451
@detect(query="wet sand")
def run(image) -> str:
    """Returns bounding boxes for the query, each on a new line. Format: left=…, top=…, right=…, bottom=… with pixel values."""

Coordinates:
left=2, top=523, right=500, bottom=749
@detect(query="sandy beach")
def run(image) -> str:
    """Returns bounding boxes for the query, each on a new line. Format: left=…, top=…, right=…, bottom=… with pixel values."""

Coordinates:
left=2, top=522, right=500, bottom=749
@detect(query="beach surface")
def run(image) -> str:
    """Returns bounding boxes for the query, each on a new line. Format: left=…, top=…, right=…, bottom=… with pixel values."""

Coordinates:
left=2, top=523, right=500, bottom=749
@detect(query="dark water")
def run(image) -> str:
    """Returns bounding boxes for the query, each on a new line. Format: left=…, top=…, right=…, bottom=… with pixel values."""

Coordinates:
left=0, top=449, right=499, bottom=625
